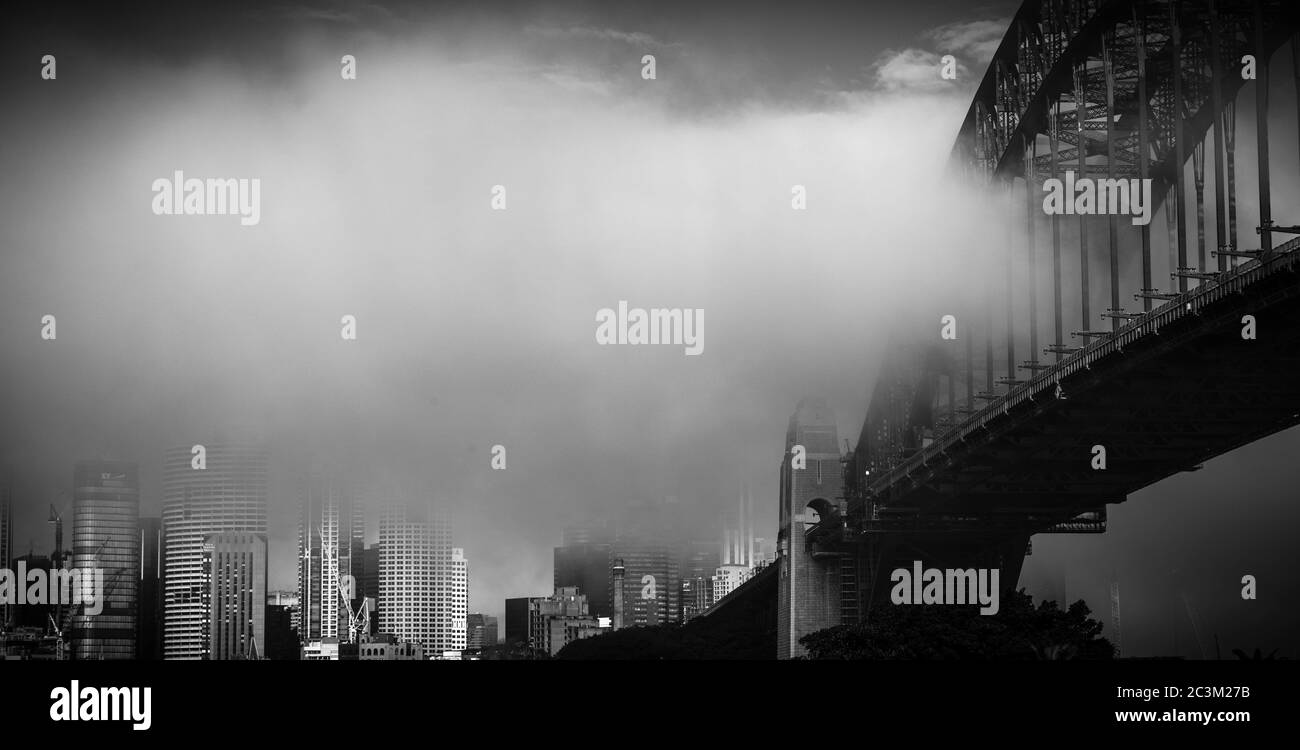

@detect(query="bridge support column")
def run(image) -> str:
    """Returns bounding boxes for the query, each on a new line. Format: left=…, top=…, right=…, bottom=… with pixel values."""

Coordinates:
left=777, top=399, right=845, bottom=659
left=1073, top=64, right=1092, bottom=327
left=1050, top=101, right=1065, bottom=355
left=1254, top=0, right=1273, bottom=258
left=1172, top=3, right=1189, bottom=291
left=1209, top=0, right=1229, bottom=273
left=1135, top=11, right=1155, bottom=306
left=1103, top=35, right=1121, bottom=324
left=1024, top=134, right=1039, bottom=368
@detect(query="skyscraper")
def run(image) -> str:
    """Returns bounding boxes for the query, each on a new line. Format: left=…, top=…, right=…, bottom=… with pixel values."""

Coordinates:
left=203, top=533, right=267, bottom=660
left=609, top=499, right=681, bottom=627
left=361, top=544, right=380, bottom=637
left=612, top=536, right=678, bottom=627
left=162, top=443, right=268, bottom=660
left=449, top=547, right=468, bottom=653
left=378, top=500, right=452, bottom=656
left=137, top=517, right=163, bottom=660
left=70, top=461, right=140, bottom=660
left=297, top=475, right=364, bottom=645
left=553, top=520, right=613, bottom=618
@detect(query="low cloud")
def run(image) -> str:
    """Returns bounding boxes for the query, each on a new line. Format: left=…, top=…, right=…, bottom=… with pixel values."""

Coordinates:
left=869, top=18, right=1009, bottom=92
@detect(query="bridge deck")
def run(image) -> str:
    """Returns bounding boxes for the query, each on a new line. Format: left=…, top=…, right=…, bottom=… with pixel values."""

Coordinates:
left=852, top=236, right=1300, bottom=530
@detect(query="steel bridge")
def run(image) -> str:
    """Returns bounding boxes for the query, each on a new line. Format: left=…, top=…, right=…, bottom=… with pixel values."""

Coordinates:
left=769, top=0, right=1300, bottom=658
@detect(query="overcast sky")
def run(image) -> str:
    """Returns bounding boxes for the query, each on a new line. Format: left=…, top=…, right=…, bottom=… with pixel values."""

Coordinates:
left=1, top=0, right=1297, bottom=657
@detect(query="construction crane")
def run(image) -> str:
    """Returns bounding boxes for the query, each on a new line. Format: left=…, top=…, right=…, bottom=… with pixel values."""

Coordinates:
left=48, top=503, right=66, bottom=633
left=48, top=503, right=64, bottom=567
left=47, top=613, right=66, bottom=661
left=319, top=524, right=369, bottom=644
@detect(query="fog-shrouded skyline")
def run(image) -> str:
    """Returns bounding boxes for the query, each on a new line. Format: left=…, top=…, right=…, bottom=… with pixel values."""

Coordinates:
left=2, top=0, right=1298, bottom=657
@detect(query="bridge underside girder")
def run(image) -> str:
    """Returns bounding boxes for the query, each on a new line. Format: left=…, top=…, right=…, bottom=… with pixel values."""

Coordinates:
left=857, top=248, right=1300, bottom=527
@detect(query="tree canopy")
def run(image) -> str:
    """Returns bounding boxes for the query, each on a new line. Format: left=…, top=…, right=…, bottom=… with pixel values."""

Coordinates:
left=799, top=589, right=1114, bottom=660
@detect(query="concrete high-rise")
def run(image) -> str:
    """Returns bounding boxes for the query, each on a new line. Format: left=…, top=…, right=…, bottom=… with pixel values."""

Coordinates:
left=777, top=398, right=845, bottom=659
left=203, top=533, right=267, bottom=660
left=612, top=536, right=678, bottom=628
left=70, top=461, right=140, bottom=660
left=297, top=475, right=363, bottom=645
left=504, top=597, right=531, bottom=647
left=610, top=499, right=681, bottom=628
left=162, top=443, right=268, bottom=660
left=449, top=547, right=468, bottom=653
left=506, top=588, right=604, bottom=656
left=711, top=564, right=751, bottom=602
left=378, top=500, right=452, bottom=656
left=361, top=544, right=380, bottom=637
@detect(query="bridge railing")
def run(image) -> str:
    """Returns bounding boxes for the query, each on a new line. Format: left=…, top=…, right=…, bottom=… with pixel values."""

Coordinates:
left=863, top=236, right=1300, bottom=504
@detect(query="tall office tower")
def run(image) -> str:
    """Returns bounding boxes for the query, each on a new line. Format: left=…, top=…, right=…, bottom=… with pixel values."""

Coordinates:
left=297, top=475, right=364, bottom=644
left=504, top=598, right=531, bottom=647
left=612, top=536, right=679, bottom=628
left=162, top=443, right=268, bottom=660
left=360, top=545, right=380, bottom=601
left=202, top=533, right=267, bottom=660
left=777, top=398, right=845, bottom=659
left=610, top=499, right=681, bottom=627
left=560, top=518, right=615, bottom=546
left=361, top=544, right=380, bottom=637
left=137, top=517, right=163, bottom=660
left=449, top=547, right=468, bottom=652
left=553, top=521, right=613, bottom=618
left=378, top=500, right=451, bottom=655
left=70, top=461, right=141, bottom=660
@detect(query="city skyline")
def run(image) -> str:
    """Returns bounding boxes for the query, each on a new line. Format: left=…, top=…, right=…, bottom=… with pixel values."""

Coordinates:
left=1, top=0, right=1298, bottom=660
